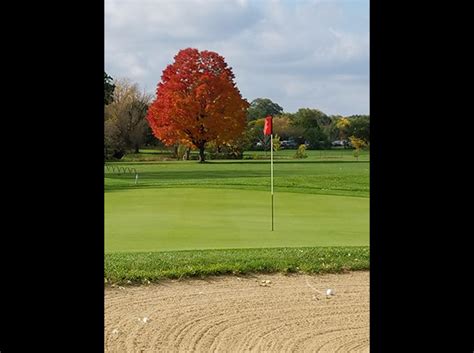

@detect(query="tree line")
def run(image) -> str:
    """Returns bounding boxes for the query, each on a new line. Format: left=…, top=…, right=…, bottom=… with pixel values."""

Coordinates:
left=105, top=48, right=369, bottom=162
left=105, top=73, right=369, bottom=161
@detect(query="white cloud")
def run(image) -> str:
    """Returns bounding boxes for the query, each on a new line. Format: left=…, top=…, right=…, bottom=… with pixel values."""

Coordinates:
left=105, top=0, right=369, bottom=115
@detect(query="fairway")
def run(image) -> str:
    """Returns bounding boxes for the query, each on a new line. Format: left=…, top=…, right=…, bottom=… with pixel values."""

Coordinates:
left=105, top=157, right=369, bottom=252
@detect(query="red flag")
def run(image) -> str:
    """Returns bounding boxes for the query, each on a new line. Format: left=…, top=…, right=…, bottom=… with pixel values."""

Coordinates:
left=263, top=116, right=272, bottom=135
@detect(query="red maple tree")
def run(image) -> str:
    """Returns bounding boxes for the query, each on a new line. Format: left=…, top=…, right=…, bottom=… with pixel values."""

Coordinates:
left=146, top=48, right=249, bottom=162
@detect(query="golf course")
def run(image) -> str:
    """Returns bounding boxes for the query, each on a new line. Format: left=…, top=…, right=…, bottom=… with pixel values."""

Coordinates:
left=104, top=149, right=369, bottom=282
left=104, top=149, right=370, bottom=352
left=104, top=4, right=371, bottom=348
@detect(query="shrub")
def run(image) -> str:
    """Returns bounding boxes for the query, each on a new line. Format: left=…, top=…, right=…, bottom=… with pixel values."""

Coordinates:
left=348, top=136, right=367, bottom=161
left=294, top=144, right=308, bottom=159
left=176, top=144, right=187, bottom=160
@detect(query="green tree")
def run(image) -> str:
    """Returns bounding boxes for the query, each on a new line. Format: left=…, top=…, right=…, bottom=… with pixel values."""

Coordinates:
left=304, top=126, right=330, bottom=149
left=327, top=115, right=344, bottom=141
left=247, top=98, right=283, bottom=121
left=292, top=108, right=331, bottom=129
left=247, top=118, right=267, bottom=149
left=273, top=114, right=305, bottom=142
left=104, top=72, right=115, bottom=105
left=347, top=115, right=370, bottom=143
left=292, top=108, right=331, bottom=149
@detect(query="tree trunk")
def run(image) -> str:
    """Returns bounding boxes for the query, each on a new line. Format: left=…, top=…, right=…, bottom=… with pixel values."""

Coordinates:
left=185, top=148, right=191, bottom=160
left=173, top=144, right=178, bottom=158
left=198, top=145, right=206, bottom=163
left=135, top=145, right=140, bottom=154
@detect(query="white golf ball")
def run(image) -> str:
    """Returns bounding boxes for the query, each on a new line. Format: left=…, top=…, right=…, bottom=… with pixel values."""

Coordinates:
left=326, top=289, right=334, bottom=296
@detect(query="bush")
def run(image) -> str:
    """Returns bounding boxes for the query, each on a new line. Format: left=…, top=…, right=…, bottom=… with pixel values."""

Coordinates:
left=176, top=144, right=187, bottom=160
left=207, top=143, right=244, bottom=160
left=208, top=151, right=243, bottom=160
left=111, top=150, right=125, bottom=160
left=348, top=136, right=367, bottom=160
left=294, top=144, right=308, bottom=159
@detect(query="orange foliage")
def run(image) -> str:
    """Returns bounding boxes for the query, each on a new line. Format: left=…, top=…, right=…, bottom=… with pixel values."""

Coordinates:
left=146, top=48, right=249, bottom=157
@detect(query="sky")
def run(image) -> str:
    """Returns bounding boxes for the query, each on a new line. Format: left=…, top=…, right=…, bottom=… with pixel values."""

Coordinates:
left=105, top=0, right=369, bottom=116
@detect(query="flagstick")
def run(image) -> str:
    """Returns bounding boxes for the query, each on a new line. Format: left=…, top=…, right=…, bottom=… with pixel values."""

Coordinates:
left=271, top=133, right=274, bottom=231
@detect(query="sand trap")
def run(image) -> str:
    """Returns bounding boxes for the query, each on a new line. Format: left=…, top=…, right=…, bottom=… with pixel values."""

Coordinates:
left=105, top=271, right=369, bottom=352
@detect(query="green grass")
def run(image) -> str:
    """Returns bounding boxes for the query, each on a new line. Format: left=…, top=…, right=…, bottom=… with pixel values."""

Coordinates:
left=105, top=151, right=370, bottom=280
left=105, top=246, right=369, bottom=284
left=119, top=148, right=369, bottom=162
left=105, top=188, right=368, bottom=252
left=245, top=148, right=370, bottom=161
left=105, top=159, right=369, bottom=197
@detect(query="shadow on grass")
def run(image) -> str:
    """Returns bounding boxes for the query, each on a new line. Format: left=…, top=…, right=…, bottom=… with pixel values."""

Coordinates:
left=106, top=169, right=267, bottom=181
left=104, top=183, right=369, bottom=197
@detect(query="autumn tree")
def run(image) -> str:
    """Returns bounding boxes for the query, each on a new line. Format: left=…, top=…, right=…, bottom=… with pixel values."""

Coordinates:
left=349, top=136, right=367, bottom=160
left=272, top=134, right=281, bottom=151
left=335, top=117, right=351, bottom=141
left=105, top=79, right=152, bottom=158
left=147, top=48, right=249, bottom=162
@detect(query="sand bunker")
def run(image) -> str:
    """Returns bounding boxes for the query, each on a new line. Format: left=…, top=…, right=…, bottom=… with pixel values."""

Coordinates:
left=105, top=271, right=369, bottom=352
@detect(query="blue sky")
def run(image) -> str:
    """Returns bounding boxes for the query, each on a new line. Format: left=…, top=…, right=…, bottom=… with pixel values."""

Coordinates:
left=105, top=0, right=369, bottom=115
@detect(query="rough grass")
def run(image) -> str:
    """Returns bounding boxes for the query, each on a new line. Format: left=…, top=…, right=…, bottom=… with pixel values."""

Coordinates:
left=104, top=246, right=370, bottom=284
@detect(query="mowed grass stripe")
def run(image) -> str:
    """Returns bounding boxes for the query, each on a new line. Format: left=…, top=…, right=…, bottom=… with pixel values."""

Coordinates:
left=105, top=159, right=369, bottom=197
left=104, top=246, right=370, bottom=284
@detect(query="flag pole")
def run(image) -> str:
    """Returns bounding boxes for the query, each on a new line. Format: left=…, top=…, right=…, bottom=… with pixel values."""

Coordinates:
left=264, top=115, right=274, bottom=231
left=271, top=133, right=274, bottom=231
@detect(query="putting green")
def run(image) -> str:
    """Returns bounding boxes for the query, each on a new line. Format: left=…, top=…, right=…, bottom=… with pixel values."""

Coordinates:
left=105, top=188, right=369, bottom=252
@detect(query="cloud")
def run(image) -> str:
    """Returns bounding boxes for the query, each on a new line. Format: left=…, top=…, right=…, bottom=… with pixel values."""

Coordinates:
left=105, top=0, right=369, bottom=115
